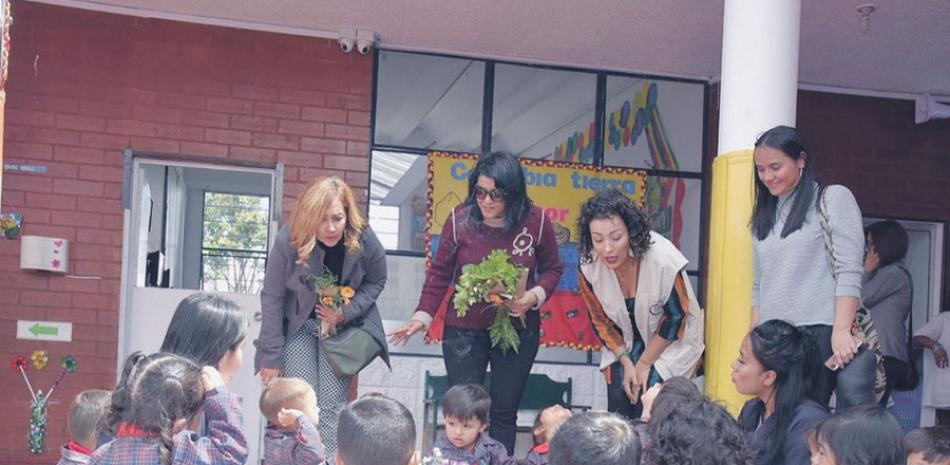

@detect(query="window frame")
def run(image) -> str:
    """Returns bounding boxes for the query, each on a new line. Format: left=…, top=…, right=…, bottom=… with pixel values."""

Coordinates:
left=369, top=49, right=710, bottom=361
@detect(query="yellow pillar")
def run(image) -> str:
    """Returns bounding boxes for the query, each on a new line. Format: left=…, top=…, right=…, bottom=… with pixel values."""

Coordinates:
left=704, top=150, right=754, bottom=413
left=705, top=0, right=801, bottom=414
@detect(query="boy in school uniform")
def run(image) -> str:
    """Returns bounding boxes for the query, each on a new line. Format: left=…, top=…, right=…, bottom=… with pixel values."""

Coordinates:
left=259, top=378, right=326, bottom=465
left=58, top=390, right=112, bottom=465
left=432, top=384, right=517, bottom=465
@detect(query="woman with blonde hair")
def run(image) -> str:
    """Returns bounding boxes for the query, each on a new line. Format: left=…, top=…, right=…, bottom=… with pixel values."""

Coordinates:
left=254, top=176, right=389, bottom=454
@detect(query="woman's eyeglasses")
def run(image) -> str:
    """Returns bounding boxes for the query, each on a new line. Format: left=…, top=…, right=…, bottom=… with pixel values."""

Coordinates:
left=474, top=185, right=506, bottom=202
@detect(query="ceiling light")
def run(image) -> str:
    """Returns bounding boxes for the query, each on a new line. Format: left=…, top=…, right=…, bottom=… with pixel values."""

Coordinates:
left=856, top=3, right=877, bottom=33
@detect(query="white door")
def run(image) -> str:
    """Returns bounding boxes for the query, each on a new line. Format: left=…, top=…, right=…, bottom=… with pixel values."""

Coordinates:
left=120, top=156, right=282, bottom=464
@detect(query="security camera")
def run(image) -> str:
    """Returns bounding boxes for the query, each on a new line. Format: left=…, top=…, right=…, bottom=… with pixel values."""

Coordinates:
left=339, top=37, right=355, bottom=53
left=356, top=30, right=376, bottom=55
left=338, top=29, right=357, bottom=53
left=356, top=40, right=372, bottom=55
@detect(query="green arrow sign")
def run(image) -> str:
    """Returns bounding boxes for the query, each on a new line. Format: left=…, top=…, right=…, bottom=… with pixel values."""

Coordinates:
left=29, top=323, right=59, bottom=337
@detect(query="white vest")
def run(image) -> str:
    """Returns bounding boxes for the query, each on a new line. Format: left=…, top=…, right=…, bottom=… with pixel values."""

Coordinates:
left=580, top=231, right=705, bottom=379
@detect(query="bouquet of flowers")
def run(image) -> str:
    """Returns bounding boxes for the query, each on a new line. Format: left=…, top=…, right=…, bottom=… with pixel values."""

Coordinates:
left=310, top=268, right=356, bottom=339
left=453, top=249, right=528, bottom=354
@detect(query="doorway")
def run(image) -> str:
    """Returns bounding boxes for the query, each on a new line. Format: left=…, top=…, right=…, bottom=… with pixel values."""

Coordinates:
left=119, top=152, right=281, bottom=464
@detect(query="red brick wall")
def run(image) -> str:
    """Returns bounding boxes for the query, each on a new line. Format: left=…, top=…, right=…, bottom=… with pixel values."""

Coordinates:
left=0, top=2, right=371, bottom=461
left=797, top=90, right=950, bottom=307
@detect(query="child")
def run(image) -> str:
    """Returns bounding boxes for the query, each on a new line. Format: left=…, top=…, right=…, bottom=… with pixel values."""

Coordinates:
left=91, top=352, right=247, bottom=465
left=807, top=405, right=904, bottom=465
left=648, top=399, right=755, bottom=465
left=336, top=394, right=419, bottom=465
left=259, top=377, right=326, bottom=465
left=432, top=384, right=516, bottom=465
left=526, top=405, right=573, bottom=465
left=904, top=426, right=950, bottom=465
left=549, top=412, right=641, bottom=465
left=57, top=389, right=111, bottom=465
left=635, top=376, right=703, bottom=465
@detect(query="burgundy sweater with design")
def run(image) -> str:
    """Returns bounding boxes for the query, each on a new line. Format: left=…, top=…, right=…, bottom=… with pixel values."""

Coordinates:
left=416, top=204, right=564, bottom=330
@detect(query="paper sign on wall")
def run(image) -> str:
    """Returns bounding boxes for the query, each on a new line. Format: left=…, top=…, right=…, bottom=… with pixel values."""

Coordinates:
left=16, top=320, right=73, bottom=342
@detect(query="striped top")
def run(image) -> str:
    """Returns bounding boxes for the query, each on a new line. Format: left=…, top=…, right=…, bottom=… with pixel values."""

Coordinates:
left=581, top=273, right=689, bottom=357
left=752, top=184, right=864, bottom=326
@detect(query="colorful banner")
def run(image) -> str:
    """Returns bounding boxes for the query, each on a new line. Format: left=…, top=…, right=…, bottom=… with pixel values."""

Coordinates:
left=425, top=152, right=647, bottom=350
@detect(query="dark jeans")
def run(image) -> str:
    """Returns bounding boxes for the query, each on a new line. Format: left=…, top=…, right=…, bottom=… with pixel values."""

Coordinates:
left=879, top=356, right=910, bottom=406
left=800, top=324, right=877, bottom=410
left=606, top=362, right=645, bottom=420
left=442, top=324, right=540, bottom=454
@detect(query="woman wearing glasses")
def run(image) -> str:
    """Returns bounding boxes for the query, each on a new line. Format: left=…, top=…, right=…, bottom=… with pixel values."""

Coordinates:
left=389, top=151, right=564, bottom=454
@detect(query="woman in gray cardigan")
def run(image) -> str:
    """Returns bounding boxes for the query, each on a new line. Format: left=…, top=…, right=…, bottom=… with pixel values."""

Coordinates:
left=750, top=125, right=874, bottom=410
left=863, top=220, right=912, bottom=405
left=254, top=176, right=389, bottom=454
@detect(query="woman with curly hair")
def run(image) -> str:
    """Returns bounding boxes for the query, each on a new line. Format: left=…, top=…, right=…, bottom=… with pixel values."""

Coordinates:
left=576, top=188, right=704, bottom=419
left=649, top=399, right=757, bottom=465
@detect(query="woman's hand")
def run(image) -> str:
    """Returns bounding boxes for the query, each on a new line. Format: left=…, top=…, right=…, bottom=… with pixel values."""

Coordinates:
left=259, top=367, right=282, bottom=385
left=864, top=247, right=881, bottom=273
left=505, top=292, right=539, bottom=318
left=388, top=320, right=426, bottom=346
left=633, top=360, right=652, bottom=397
left=620, top=357, right=641, bottom=403
left=831, top=328, right=860, bottom=367
left=201, top=366, right=226, bottom=391
left=316, top=305, right=345, bottom=327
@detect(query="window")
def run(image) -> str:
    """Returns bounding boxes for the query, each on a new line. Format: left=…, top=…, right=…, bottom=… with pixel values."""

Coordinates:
left=492, top=64, right=597, bottom=162
left=201, top=192, right=270, bottom=294
left=369, top=150, right=429, bottom=253
left=603, top=76, right=705, bottom=172
left=370, top=50, right=709, bottom=360
left=375, top=51, right=485, bottom=152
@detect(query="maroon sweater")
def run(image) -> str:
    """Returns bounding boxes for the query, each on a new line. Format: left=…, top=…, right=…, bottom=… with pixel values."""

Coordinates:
left=416, top=204, right=564, bottom=329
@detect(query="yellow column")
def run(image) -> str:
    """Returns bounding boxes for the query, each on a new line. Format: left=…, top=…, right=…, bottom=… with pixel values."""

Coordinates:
left=705, top=0, right=801, bottom=414
left=704, top=150, right=754, bottom=413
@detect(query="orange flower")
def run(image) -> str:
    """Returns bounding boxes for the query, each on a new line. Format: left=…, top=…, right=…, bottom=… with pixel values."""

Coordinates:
left=321, top=296, right=336, bottom=306
left=340, top=287, right=356, bottom=299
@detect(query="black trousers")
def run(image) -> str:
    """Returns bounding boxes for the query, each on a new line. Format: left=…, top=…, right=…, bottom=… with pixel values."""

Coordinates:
left=442, top=324, right=540, bottom=454
left=879, top=356, right=910, bottom=406
left=800, top=324, right=877, bottom=410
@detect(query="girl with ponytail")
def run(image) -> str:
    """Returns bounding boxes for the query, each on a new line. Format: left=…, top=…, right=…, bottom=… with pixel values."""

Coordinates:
left=92, top=352, right=248, bottom=465
left=732, top=320, right=830, bottom=465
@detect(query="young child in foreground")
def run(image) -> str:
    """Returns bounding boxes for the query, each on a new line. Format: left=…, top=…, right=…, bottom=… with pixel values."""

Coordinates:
left=57, top=389, right=111, bottom=465
left=260, top=377, right=326, bottom=465
left=90, top=352, right=247, bottom=465
left=806, top=405, right=904, bottom=465
left=904, top=426, right=950, bottom=465
left=525, top=404, right=573, bottom=465
left=431, top=384, right=517, bottom=465
left=549, top=411, right=641, bottom=465
left=336, top=394, right=419, bottom=465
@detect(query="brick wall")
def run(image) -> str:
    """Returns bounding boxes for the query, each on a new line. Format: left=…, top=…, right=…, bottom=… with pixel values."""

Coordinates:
left=0, top=2, right=371, bottom=461
left=797, top=90, right=950, bottom=306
